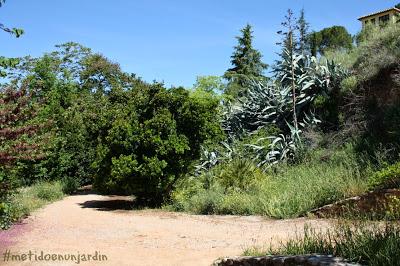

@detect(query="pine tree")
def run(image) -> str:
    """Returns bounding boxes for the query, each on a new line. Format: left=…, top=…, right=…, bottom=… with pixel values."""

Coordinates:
left=224, top=24, right=267, bottom=98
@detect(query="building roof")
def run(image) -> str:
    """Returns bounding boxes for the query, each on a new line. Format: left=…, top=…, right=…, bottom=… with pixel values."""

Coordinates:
left=358, top=7, right=400, bottom=21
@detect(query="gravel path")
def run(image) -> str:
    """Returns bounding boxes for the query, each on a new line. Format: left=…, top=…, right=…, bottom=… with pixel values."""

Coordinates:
left=0, top=192, right=332, bottom=266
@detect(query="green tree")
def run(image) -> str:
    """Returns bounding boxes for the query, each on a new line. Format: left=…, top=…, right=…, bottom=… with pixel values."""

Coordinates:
left=224, top=24, right=268, bottom=98
left=192, top=76, right=225, bottom=94
left=309, top=26, right=353, bottom=55
left=92, top=83, right=223, bottom=204
left=0, top=0, right=24, bottom=77
left=308, top=31, right=322, bottom=57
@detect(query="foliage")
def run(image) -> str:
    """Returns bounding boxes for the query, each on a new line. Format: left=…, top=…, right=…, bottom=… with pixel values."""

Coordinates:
left=368, top=161, right=400, bottom=190
left=33, top=181, right=64, bottom=201
left=192, top=76, right=225, bottom=94
left=93, top=84, right=223, bottom=203
left=1, top=181, right=64, bottom=229
left=0, top=86, right=46, bottom=229
left=245, top=222, right=400, bottom=266
left=61, top=176, right=80, bottom=195
left=224, top=24, right=268, bottom=98
left=0, top=87, right=44, bottom=165
left=0, top=0, right=24, bottom=77
left=220, top=52, right=347, bottom=165
left=353, top=23, right=400, bottom=82
left=308, top=26, right=353, bottom=56
left=3, top=43, right=132, bottom=187
left=296, top=8, right=310, bottom=55
left=169, top=146, right=368, bottom=217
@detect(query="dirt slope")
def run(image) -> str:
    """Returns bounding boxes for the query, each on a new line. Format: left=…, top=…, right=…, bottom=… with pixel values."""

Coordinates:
left=0, top=193, right=331, bottom=266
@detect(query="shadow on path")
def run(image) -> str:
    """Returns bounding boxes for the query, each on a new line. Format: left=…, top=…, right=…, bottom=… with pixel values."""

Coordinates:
left=78, top=199, right=135, bottom=211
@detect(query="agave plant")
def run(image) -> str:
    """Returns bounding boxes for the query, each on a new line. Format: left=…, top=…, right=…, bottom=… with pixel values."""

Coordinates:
left=194, top=142, right=237, bottom=175
left=221, top=51, right=348, bottom=165
left=197, top=51, right=348, bottom=172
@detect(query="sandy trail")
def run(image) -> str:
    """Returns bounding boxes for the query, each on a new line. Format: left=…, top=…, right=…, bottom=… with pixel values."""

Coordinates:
left=0, top=192, right=332, bottom=266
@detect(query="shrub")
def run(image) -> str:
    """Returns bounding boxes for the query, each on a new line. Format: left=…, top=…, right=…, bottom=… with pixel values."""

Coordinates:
left=1, top=181, right=65, bottom=229
left=93, top=85, right=223, bottom=203
left=0, top=201, right=13, bottom=229
left=61, top=177, right=80, bottom=195
left=33, top=181, right=64, bottom=201
left=368, top=161, right=400, bottom=190
left=245, top=221, right=400, bottom=266
left=215, top=158, right=265, bottom=191
left=353, top=23, right=400, bottom=83
left=340, top=75, right=358, bottom=93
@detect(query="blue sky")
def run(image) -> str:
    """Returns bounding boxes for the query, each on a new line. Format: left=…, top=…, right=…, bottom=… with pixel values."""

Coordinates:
left=0, top=0, right=398, bottom=87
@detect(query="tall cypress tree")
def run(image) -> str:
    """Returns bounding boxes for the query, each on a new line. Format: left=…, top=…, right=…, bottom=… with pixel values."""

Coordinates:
left=224, top=24, right=267, bottom=98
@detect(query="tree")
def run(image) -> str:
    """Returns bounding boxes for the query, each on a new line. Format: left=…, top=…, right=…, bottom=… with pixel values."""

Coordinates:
left=0, top=0, right=24, bottom=77
left=224, top=24, right=268, bottom=98
left=308, top=31, right=322, bottom=57
left=0, top=85, right=45, bottom=228
left=396, top=3, right=400, bottom=9
left=192, top=76, right=225, bottom=94
left=309, top=26, right=353, bottom=55
left=92, top=83, right=223, bottom=204
left=296, top=8, right=310, bottom=55
left=0, top=87, right=43, bottom=165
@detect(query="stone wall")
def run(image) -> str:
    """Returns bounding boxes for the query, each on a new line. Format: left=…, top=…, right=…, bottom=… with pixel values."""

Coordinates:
left=213, top=254, right=361, bottom=266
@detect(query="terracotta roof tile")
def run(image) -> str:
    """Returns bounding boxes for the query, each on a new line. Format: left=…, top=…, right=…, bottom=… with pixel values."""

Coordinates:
left=358, top=7, right=400, bottom=20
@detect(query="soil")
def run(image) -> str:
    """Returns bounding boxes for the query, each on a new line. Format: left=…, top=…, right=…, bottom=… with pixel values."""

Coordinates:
left=0, top=192, right=332, bottom=266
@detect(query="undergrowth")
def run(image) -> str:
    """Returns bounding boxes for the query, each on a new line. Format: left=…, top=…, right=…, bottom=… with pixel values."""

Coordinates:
left=168, top=145, right=369, bottom=218
left=244, top=221, right=400, bottom=266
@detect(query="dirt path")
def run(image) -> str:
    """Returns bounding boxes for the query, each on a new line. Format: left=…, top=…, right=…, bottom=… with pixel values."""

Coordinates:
left=0, top=193, right=332, bottom=266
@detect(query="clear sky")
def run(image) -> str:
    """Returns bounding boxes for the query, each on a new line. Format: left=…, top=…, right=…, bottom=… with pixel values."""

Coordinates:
left=0, top=0, right=398, bottom=87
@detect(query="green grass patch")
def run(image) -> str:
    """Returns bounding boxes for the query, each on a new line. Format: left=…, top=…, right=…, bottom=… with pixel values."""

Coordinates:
left=244, top=221, right=400, bottom=266
left=8, top=181, right=65, bottom=224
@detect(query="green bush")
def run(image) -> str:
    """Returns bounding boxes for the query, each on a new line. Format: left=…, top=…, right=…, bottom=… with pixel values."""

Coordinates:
left=215, top=158, right=265, bottom=191
left=33, top=181, right=64, bottom=201
left=93, top=85, right=223, bottom=203
left=353, top=23, right=400, bottom=82
left=368, top=161, right=400, bottom=190
left=0, top=168, right=17, bottom=229
left=340, top=75, right=358, bottom=93
left=245, top=221, right=400, bottom=266
left=0, top=201, right=13, bottom=229
left=61, top=177, right=80, bottom=195
left=1, top=181, right=65, bottom=229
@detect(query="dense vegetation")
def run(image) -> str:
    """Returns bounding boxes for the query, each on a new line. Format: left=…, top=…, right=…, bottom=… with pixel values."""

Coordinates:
left=2, top=1, right=400, bottom=240
left=0, top=39, right=223, bottom=226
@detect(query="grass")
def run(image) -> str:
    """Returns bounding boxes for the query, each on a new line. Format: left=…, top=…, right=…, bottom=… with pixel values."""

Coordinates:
left=8, top=181, right=65, bottom=223
left=244, top=221, right=400, bottom=266
left=168, top=146, right=369, bottom=218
